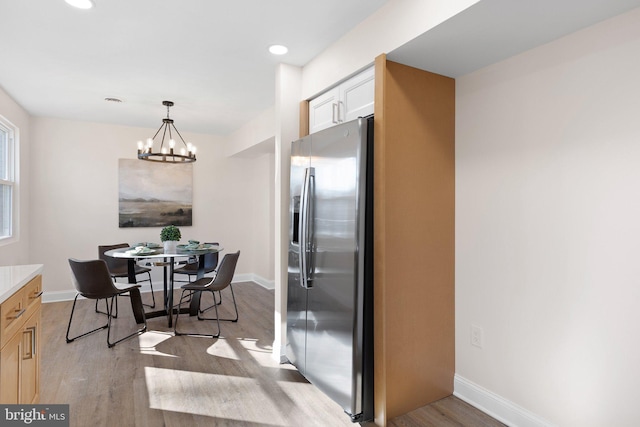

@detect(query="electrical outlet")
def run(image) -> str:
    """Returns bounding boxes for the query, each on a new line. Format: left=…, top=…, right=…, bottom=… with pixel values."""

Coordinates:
left=471, top=325, right=483, bottom=349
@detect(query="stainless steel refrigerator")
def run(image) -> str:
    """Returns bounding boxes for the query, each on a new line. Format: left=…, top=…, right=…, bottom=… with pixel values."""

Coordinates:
left=286, top=116, right=374, bottom=423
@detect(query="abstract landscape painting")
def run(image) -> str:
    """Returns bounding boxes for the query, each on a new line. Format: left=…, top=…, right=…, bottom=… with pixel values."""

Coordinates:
left=118, top=159, right=193, bottom=228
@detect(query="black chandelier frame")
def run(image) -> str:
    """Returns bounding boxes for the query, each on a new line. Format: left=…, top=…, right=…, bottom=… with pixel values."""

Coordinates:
left=137, top=101, right=196, bottom=163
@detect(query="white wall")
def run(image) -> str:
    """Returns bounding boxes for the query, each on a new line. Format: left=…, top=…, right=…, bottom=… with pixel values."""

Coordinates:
left=28, top=117, right=273, bottom=296
left=250, top=151, right=275, bottom=284
left=273, top=64, right=302, bottom=360
left=225, top=106, right=275, bottom=158
left=0, top=86, right=31, bottom=265
left=301, top=0, right=480, bottom=99
left=456, top=8, right=640, bottom=426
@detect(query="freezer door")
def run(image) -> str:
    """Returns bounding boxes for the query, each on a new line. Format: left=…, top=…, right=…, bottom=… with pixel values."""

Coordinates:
left=304, top=118, right=368, bottom=417
left=286, top=136, right=311, bottom=372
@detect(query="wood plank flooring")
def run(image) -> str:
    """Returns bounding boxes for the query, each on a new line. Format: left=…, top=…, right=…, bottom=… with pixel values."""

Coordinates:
left=40, top=282, right=503, bottom=426
left=389, top=396, right=505, bottom=427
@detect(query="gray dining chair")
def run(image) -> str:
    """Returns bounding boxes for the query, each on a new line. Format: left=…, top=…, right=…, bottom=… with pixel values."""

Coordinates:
left=173, top=242, right=222, bottom=309
left=174, top=251, right=240, bottom=338
left=99, top=243, right=156, bottom=308
left=173, top=242, right=220, bottom=282
left=67, top=258, right=147, bottom=348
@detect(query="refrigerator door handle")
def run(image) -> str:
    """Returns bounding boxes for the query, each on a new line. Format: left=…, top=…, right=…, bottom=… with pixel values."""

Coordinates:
left=298, top=168, right=308, bottom=288
left=307, top=170, right=316, bottom=285
left=299, top=167, right=315, bottom=289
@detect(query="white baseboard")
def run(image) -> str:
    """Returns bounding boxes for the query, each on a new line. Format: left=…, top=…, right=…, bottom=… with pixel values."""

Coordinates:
left=43, top=289, right=78, bottom=303
left=454, top=375, right=554, bottom=427
left=42, top=282, right=157, bottom=303
left=278, top=353, right=288, bottom=364
left=43, top=274, right=274, bottom=303
left=233, top=273, right=274, bottom=289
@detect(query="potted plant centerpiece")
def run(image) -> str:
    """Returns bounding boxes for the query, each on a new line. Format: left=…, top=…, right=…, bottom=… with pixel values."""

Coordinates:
left=160, top=225, right=181, bottom=253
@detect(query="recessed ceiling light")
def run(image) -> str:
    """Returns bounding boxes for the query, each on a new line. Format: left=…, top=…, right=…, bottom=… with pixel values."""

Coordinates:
left=65, top=0, right=94, bottom=10
left=268, top=45, right=288, bottom=55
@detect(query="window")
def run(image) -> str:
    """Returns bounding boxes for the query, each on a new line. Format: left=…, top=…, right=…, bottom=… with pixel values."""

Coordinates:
left=0, top=117, right=16, bottom=240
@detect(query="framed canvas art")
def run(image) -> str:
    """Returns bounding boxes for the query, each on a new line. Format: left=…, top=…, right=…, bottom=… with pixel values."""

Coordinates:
left=118, top=159, right=193, bottom=227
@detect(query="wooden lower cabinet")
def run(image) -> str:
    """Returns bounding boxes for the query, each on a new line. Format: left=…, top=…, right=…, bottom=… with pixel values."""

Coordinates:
left=0, top=275, right=42, bottom=403
left=20, top=310, right=40, bottom=404
left=0, top=330, right=21, bottom=403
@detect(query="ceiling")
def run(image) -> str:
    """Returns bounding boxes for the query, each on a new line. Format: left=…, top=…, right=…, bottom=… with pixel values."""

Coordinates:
left=2, top=1, right=640, bottom=138
left=389, top=0, right=640, bottom=78
left=0, top=0, right=386, bottom=135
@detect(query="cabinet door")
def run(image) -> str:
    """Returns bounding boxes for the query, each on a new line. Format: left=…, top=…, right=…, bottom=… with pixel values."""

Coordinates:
left=0, top=331, right=21, bottom=403
left=308, top=67, right=375, bottom=134
left=20, top=310, right=39, bottom=404
left=341, top=66, right=374, bottom=123
left=308, top=87, right=340, bottom=134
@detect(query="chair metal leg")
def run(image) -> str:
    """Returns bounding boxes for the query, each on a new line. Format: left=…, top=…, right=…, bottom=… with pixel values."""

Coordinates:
left=67, top=294, right=108, bottom=343
left=67, top=292, right=147, bottom=348
left=199, top=285, right=238, bottom=322
left=143, top=271, right=156, bottom=308
left=200, top=290, right=223, bottom=314
left=113, top=270, right=155, bottom=309
left=174, top=289, right=221, bottom=338
left=106, top=292, right=147, bottom=348
left=172, top=274, right=194, bottom=307
left=177, top=272, right=219, bottom=309
left=173, top=284, right=193, bottom=310
left=95, top=296, right=118, bottom=318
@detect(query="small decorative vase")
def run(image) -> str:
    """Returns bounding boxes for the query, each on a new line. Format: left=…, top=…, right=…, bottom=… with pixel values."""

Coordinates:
left=164, top=240, right=178, bottom=254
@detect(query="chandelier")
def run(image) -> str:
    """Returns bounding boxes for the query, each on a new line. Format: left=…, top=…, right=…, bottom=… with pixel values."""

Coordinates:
left=137, top=101, right=196, bottom=163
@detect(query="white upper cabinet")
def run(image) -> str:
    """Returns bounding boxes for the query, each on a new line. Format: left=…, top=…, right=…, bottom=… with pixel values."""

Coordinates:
left=341, top=66, right=375, bottom=123
left=308, top=87, right=340, bottom=135
left=308, top=66, right=374, bottom=134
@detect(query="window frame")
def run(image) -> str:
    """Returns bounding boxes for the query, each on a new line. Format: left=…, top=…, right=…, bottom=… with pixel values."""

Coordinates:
left=0, top=114, right=18, bottom=245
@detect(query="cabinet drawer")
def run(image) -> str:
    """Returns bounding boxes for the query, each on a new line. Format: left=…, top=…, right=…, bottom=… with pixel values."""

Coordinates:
left=23, top=276, right=43, bottom=318
left=1, top=288, right=27, bottom=349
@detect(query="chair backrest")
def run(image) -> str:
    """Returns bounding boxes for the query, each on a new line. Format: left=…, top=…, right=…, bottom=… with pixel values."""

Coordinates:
left=203, top=243, right=220, bottom=271
left=209, top=251, right=240, bottom=292
left=178, top=242, right=220, bottom=274
left=98, top=243, right=130, bottom=275
left=68, top=258, right=120, bottom=299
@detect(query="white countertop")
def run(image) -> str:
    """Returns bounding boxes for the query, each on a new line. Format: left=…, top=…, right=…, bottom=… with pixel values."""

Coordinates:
left=0, top=264, right=44, bottom=304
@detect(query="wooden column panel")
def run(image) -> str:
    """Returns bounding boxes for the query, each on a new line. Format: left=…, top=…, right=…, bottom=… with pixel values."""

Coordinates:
left=299, top=100, right=309, bottom=138
left=373, top=54, right=455, bottom=424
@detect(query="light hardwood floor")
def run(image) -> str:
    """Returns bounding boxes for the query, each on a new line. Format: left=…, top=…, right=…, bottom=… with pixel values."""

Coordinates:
left=41, top=282, right=503, bottom=426
left=389, top=396, right=505, bottom=427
